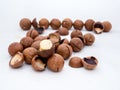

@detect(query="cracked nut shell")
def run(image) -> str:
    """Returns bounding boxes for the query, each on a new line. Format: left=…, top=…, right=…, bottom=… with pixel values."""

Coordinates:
left=82, top=56, right=98, bottom=70
left=73, top=19, right=84, bottom=30
left=23, top=47, right=38, bottom=64
left=8, top=42, right=23, bottom=56
left=85, top=19, right=95, bottom=31
left=102, top=21, right=112, bottom=32
left=71, top=30, right=83, bottom=38
left=60, top=38, right=69, bottom=45
left=84, top=33, right=95, bottom=45
left=56, top=43, right=72, bottom=60
left=26, top=29, right=39, bottom=39
left=70, top=38, right=84, bottom=52
left=9, top=52, right=24, bottom=68
left=62, top=18, right=73, bottom=30
left=47, top=54, right=64, bottom=72
left=93, top=22, right=104, bottom=34
left=50, top=18, right=61, bottom=30
left=19, top=18, right=31, bottom=30
left=58, top=27, right=69, bottom=36
left=69, top=57, right=83, bottom=68
left=39, top=18, right=49, bottom=29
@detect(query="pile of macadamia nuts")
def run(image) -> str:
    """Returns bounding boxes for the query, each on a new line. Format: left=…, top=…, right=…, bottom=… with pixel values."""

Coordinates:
left=8, top=18, right=112, bottom=72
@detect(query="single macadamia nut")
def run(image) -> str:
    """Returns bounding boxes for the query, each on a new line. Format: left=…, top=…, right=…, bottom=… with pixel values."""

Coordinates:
left=84, top=33, right=95, bottom=45
left=57, top=44, right=72, bottom=60
left=20, top=37, right=33, bottom=48
left=38, top=40, right=55, bottom=58
left=58, top=27, right=69, bottom=36
left=47, top=54, right=64, bottom=72
left=70, top=38, right=84, bottom=52
left=9, top=52, right=24, bottom=68
left=82, top=56, right=98, bottom=70
left=85, top=19, right=95, bottom=31
left=19, top=18, right=31, bottom=30
left=39, top=18, right=49, bottom=29
left=23, top=47, right=38, bottom=64
left=93, top=22, right=104, bottom=34
left=69, top=57, right=83, bottom=68
left=32, top=55, right=46, bottom=71
left=26, top=29, right=39, bottom=39
left=31, top=40, right=40, bottom=50
left=73, top=19, right=84, bottom=30
left=50, top=18, right=61, bottom=30
left=71, top=30, right=83, bottom=38
left=62, top=18, right=73, bottom=30
left=8, top=42, right=23, bottom=56
left=102, top=21, right=112, bottom=32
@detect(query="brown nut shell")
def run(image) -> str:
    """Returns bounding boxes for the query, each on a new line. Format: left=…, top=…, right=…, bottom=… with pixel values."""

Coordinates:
left=70, top=38, right=84, bottom=52
left=62, top=18, right=73, bottom=30
left=20, top=37, right=34, bottom=48
left=23, top=47, right=38, bottom=64
left=56, top=44, right=72, bottom=60
left=84, top=33, right=95, bottom=45
left=69, top=57, right=83, bottom=68
left=8, top=42, right=23, bottom=56
left=85, top=19, right=95, bottom=31
left=9, top=52, right=24, bottom=68
left=49, top=33, right=61, bottom=43
left=47, top=54, right=64, bottom=72
left=50, top=18, right=61, bottom=30
left=71, top=30, right=83, bottom=38
left=32, top=55, right=46, bottom=71
left=39, top=18, right=49, bottom=29
left=93, top=22, right=104, bottom=34
left=19, top=18, right=31, bottom=30
left=34, top=35, right=48, bottom=42
left=73, top=19, right=84, bottom=30
left=102, top=21, right=112, bottom=32
left=82, top=56, right=98, bottom=70
left=58, top=27, right=69, bottom=36
left=26, top=29, right=39, bottom=39
left=60, top=38, right=69, bottom=45
left=32, top=18, right=39, bottom=29
left=31, top=40, right=40, bottom=50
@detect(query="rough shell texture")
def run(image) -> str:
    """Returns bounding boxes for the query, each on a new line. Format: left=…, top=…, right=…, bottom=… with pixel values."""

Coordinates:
left=73, top=19, right=84, bottom=30
left=62, top=18, right=73, bottom=30
left=50, top=18, right=61, bottom=30
left=85, top=19, right=95, bottom=31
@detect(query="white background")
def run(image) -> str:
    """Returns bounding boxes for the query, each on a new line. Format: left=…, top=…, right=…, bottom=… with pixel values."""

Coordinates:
left=0, top=0, right=120, bottom=90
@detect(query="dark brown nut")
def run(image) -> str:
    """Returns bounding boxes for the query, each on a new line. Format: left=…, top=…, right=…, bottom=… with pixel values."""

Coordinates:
left=71, top=30, right=83, bottom=38
left=32, top=55, right=46, bottom=71
left=73, top=19, right=84, bottom=30
left=32, top=18, right=39, bottom=29
left=20, top=37, right=34, bottom=48
left=93, top=22, right=104, bottom=34
left=38, top=40, right=55, bottom=58
left=102, top=21, right=112, bottom=32
left=62, top=18, right=73, bottom=30
left=26, top=29, right=39, bottom=39
left=69, top=57, right=83, bottom=68
left=19, top=18, right=31, bottom=30
left=31, top=41, right=40, bottom=50
left=56, top=44, right=72, bottom=60
left=84, top=33, right=95, bottom=45
left=23, top=47, right=38, bottom=64
left=58, top=27, right=69, bottom=36
left=34, top=35, right=48, bottom=42
left=50, top=18, right=61, bottom=30
left=9, top=52, right=24, bottom=68
left=85, top=19, right=95, bottom=31
left=8, top=42, right=23, bottom=56
left=82, top=56, right=98, bottom=70
left=70, top=38, right=84, bottom=52
left=35, top=26, right=45, bottom=34
left=39, top=18, right=49, bottom=29
left=60, top=38, right=69, bottom=45
left=47, top=54, right=64, bottom=72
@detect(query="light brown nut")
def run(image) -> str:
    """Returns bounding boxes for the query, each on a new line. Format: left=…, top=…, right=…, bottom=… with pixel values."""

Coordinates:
left=84, top=33, right=95, bottom=45
left=85, top=19, right=95, bottom=31
left=39, top=18, right=49, bottom=29
left=8, top=42, right=23, bottom=56
left=62, top=18, right=73, bottom=30
left=9, top=52, right=24, bottom=68
left=58, top=27, right=69, bottom=36
left=60, top=38, right=69, bottom=45
left=102, top=21, right=112, bottom=32
left=31, top=40, right=40, bottom=50
left=50, top=18, right=61, bottom=30
left=47, top=54, right=64, bottom=72
left=23, top=47, right=38, bottom=64
left=82, top=56, right=98, bottom=70
left=19, top=18, right=31, bottom=30
left=73, top=19, right=84, bottom=30
left=26, top=29, right=39, bottom=39
left=69, top=57, right=83, bottom=68
left=71, top=30, right=83, bottom=38
left=34, top=35, right=48, bottom=42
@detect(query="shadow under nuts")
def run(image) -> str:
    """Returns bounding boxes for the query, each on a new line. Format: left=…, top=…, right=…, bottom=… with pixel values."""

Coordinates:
left=70, top=38, right=84, bottom=52
left=56, top=43, right=73, bottom=60
left=47, top=54, right=64, bottom=72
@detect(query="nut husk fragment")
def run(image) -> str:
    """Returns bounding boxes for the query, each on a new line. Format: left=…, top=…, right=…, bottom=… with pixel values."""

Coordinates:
left=47, top=54, right=64, bottom=72
left=93, top=22, right=104, bottom=34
